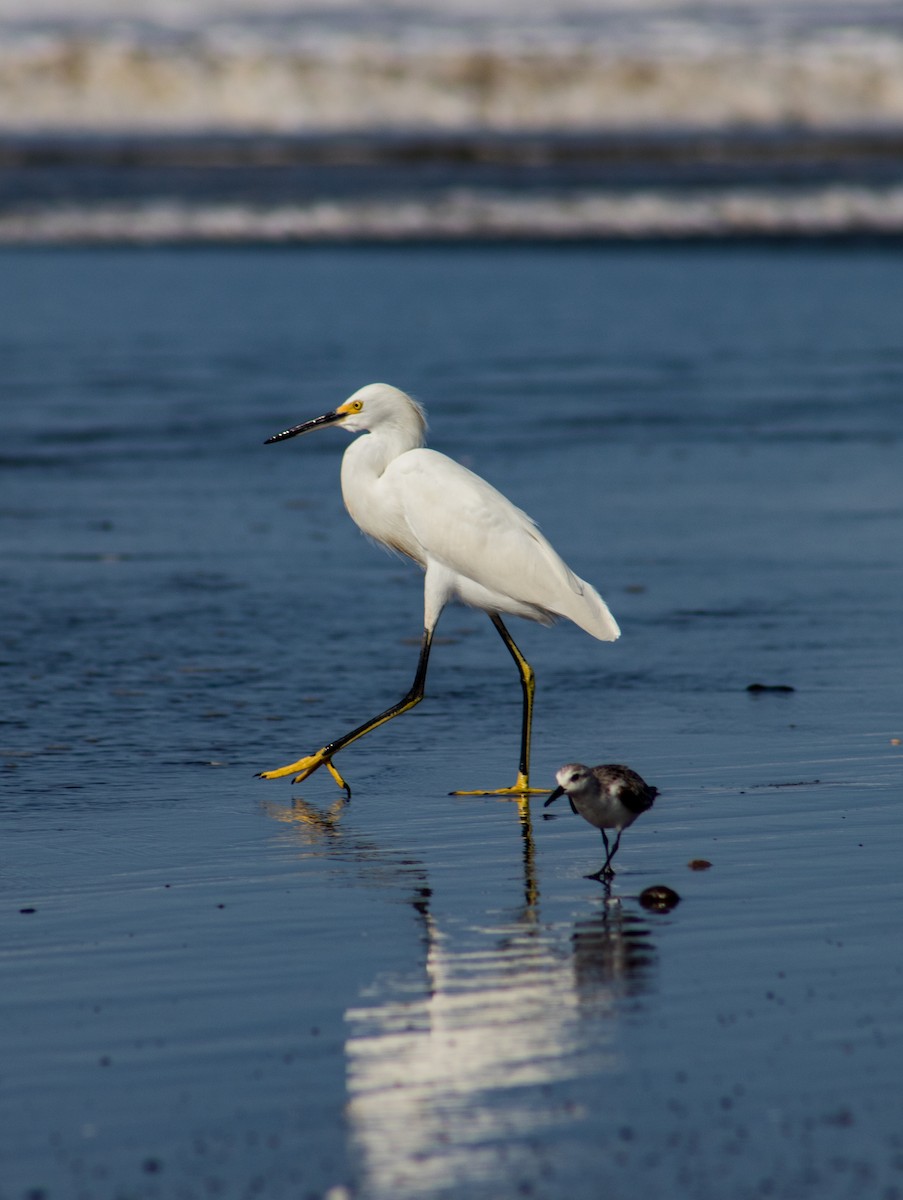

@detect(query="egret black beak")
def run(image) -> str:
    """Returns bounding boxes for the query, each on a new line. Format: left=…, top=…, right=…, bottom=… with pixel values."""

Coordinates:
left=544, top=785, right=565, bottom=808
left=264, top=410, right=345, bottom=444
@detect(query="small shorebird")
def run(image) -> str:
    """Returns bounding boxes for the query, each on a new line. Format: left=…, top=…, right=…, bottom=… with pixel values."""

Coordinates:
left=545, top=762, right=658, bottom=879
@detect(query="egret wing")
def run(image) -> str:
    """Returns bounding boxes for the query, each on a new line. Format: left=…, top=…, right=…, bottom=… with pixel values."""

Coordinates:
left=387, top=449, right=618, bottom=639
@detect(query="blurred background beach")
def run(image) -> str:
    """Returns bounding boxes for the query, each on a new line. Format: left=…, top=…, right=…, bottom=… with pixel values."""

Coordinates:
left=4, top=0, right=903, bottom=239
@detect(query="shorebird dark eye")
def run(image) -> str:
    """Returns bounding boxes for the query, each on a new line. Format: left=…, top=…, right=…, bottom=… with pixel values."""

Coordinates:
left=570, top=773, right=580, bottom=783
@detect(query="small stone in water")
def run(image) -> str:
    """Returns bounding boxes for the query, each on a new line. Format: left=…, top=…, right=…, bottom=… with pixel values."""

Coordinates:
left=639, top=885, right=681, bottom=912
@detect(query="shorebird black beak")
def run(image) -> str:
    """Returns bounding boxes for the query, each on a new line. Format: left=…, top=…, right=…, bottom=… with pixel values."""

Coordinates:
left=544, top=785, right=565, bottom=808
left=264, top=410, right=345, bottom=444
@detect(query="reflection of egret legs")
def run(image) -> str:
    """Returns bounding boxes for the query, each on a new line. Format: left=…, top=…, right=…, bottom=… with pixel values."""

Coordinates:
left=262, top=794, right=349, bottom=839
left=517, top=795, right=539, bottom=912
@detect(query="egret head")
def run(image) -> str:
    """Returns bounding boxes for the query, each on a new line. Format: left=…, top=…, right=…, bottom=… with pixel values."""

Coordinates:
left=265, top=383, right=426, bottom=445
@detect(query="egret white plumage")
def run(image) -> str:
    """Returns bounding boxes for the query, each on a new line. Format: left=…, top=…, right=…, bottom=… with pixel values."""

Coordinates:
left=545, top=762, right=657, bottom=878
left=258, top=384, right=619, bottom=796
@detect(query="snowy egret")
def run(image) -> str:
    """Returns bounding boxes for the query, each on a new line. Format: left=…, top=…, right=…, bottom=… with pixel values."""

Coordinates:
left=258, top=383, right=620, bottom=796
left=545, top=762, right=657, bottom=878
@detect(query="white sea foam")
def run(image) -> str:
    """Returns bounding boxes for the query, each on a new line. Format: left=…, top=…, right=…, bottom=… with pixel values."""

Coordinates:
left=3, top=1, right=903, bottom=132
left=4, top=185, right=903, bottom=242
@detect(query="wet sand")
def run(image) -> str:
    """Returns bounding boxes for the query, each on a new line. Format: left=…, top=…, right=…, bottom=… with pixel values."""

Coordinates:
left=1, top=244, right=901, bottom=1199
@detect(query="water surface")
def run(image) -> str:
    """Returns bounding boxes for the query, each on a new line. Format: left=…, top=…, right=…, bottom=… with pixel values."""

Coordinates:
left=1, top=244, right=901, bottom=1199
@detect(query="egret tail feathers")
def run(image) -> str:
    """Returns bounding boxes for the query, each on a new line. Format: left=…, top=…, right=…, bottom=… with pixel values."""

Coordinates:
left=561, top=575, right=621, bottom=642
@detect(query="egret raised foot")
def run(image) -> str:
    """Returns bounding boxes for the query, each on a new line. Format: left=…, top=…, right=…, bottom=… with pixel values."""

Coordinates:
left=258, top=753, right=351, bottom=799
left=258, top=384, right=620, bottom=794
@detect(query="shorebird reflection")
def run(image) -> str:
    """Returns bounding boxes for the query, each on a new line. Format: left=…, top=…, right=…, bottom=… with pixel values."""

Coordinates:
left=571, top=889, right=658, bottom=1011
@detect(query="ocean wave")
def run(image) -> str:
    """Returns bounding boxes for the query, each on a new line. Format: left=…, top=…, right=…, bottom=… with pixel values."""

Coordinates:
left=5, top=185, right=903, bottom=242
left=4, top=4, right=903, bottom=132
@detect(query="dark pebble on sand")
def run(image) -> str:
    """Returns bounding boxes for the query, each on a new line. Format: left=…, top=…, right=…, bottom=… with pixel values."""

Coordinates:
left=639, top=885, right=681, bottom=912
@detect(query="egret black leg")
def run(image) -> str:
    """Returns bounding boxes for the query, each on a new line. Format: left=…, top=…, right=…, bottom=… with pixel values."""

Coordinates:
left=322, top=627, right=433, bottom=757
left=258, top=628, right=434, bottom=788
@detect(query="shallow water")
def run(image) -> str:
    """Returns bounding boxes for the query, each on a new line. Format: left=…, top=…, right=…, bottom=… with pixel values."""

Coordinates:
left=1, top=244, right=902, bottom=1199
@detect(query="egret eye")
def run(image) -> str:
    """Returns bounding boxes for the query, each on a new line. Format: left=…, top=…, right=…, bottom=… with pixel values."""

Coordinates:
left=350, top=400, right=363, bottom=412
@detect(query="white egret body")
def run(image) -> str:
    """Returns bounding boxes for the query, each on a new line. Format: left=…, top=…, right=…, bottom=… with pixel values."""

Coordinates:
left=259, top=384, right=620, bottom=795
left=545, top=762, right=657, bottom=878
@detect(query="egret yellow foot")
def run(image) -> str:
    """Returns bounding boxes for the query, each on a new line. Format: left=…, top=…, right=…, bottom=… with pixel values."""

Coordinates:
left=257, top=751, right=351, bottom=798
left=451, top=773, right=547, bottom=798
left=325, top=760, right=352, bottom=799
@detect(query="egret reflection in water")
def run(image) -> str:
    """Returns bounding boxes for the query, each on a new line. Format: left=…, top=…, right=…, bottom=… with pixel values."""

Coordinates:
left=262, top=794, right=661, bottom=1197
left=262, top=794, right=348, bottom=843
